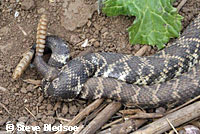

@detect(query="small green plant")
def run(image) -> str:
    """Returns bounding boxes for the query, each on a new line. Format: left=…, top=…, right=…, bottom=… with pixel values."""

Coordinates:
left=102, top=0, right=183, bottom=49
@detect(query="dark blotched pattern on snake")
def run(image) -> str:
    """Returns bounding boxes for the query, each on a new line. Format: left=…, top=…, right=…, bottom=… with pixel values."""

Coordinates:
left=33, top=14, right=200, bottom=108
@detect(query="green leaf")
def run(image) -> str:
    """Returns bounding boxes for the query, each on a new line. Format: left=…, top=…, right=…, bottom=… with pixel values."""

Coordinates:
left=102, top=0, right=183, bottom=49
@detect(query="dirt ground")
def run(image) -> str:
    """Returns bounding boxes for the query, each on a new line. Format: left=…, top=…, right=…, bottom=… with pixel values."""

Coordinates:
left=0, top=0, right=200, bottom=133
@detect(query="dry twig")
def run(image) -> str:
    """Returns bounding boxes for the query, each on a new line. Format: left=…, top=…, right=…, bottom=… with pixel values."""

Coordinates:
left=101, top=118, right=124, bottom=130
left=98, top=119, right=147, bottom=134
left=17, top=24, right=28, bottom=36
left=55, top=117, right=71, bottom=122
left=128, top=112, right=164, bottom=119
left=167, top=95, right=200, bottom=114
left=119, top=109, right=143, bottom=115
left=132, top=101, right=200, bottom=134
left=134, top=45, right=149, bottom=56
left=166, top=118, right=179, bottom=134
left=0, top=102, right=11, bottom=114
left=84, top=102, right=108, bottom=123
left=25, top=107, right=37, bottom=120
left=67, top=99, right=104, bottom=126
left=79, top=101, right=122, bottom=134
left=177, top=0, right=188, bottom=12
left=23, top=79, right=42, bottom=86
left=55, top=99, right=104, bottom=134
left=73, top=123, right=84, bottom=134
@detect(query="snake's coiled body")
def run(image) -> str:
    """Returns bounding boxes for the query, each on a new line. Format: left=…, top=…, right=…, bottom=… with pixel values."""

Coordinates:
left=83, top=65, right=200, bottom=107
left=34, top=14, right=200, bottom=107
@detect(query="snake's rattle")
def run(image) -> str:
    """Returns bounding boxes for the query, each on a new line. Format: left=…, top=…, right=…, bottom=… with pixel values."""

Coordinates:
left=12, top=14, right=48, bottom=79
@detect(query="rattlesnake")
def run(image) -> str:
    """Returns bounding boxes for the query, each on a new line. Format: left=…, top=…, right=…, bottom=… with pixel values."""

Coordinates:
left=13, top=14, right=200, bottom=108
left=30, top=14, right=200, bottom=107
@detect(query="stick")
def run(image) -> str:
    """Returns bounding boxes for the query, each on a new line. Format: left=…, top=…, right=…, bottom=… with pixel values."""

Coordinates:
left=132, top=101, right=200, bottom=134
left=17, top=24, right=28, bottom=36
left=167, top=95, right=200, bottom=114
left=98, top=119, right=147, bottom=134
left=67, top=99, right=104, bottom=126
left=25, top=107, right=37, bottom=120
left=79, top=101, right=122, bottom=134
left=0, top=102, right=11, bottom=115
left=134, top=45, right=149, bottom=56
left=101, top=112, right=162, bottom=130
left=100, top=112, right=162, bottom=130
left=119, top=109, right=143, bottom=115
left=73, top=123, right=84, bottom=134
left=166, top=118, right=179, bottom=134
left=55, top=117, right=71, bottom=122
left=85, top=102, right=108, bottom=123
left=23, top=79, right=42, bottom=86
left=101, top=118, right=124, bottom=129
left=128, top=112, right=164, bottom=119
left=55, top=99, right=104, bottom=134
left=177, top=0, right=188, bottom=12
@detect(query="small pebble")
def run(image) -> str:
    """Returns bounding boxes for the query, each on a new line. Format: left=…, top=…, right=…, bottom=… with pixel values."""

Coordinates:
left=26, top=85, right=34, bottom=92
left=53, top=102, right=61, bottom=111
left=179, top=125, right=200, bottom=134
left=24, top=99, right=28, bottom=103
left=20, top=88, right=27, bottom=94
left=4, top=99, right=9, bottom=105
left=38, top=96, right=44, bottom=104
left=36, top=113, right=43, bottom=119
left=47, top=104, right=53, bottom=111
left=27, top=92, right=32, bottom=96
left=62, top=104, right=68, bottom=115
left=38, top=8, right=46, bottom=14
left=39, top=121, right=44, bottom=128
left=101, top=27, right=108, bottom=34
left=47, top=111, right=55, bottom=116
left=49, top=0, right=56, bottom=3
left=18, top=117, right=29, bottom=123
left=21, top=0, right=36, bottom=10
left=5, top=66, right=11, bottom=73
left=0, top=26, right=9, bottom=36
left=155, top=107, right=166, bottom=114
left=41, top=116, right=55, bottom=124
left=93, top=23, right=101, bottom=30
left=70, top=35, right=81, bottom=44
left=87, top=21, right=92, bottom=27
left=69, top=105, right=78, bottom=116
left=39, top=105, right=46, bottom=110
left=133, top=44, right=141, bottom=52
left=94, top=41, right=100, bottom=47
left=81, top=39, right=89, bottom=48
left=31, top=121, right=38, bottom=126
left=0, top=86, right=7, bottom=92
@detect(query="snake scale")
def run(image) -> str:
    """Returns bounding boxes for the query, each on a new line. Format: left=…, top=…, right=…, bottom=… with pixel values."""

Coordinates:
left=31, top=14, right=200, bottom=108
